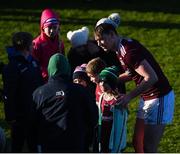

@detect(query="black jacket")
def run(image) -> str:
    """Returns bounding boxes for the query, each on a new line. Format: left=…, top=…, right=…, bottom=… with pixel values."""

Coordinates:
left=32, top=76, right=98, bottom=152
left=2, top=47, right=44, bottom=121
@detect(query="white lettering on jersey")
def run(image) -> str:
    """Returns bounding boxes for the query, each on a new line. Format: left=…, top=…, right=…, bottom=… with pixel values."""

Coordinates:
left=56, top=91, right=65, bottom=96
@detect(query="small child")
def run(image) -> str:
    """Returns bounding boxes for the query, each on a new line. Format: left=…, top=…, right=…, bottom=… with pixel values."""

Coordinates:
left=73, top=63, right=96, bottom=99
left=86, top=57, right=107, bottom=103
left=2, top=32, right=44, bottom=152
left=73, top=64, right=96, bottom=152
left=85, top=57, right=107, bottom=152
left=67, top=27, right=101, bottom=74
left=32, top=8, right=64, bottom=82
left=98, top=66, right=128, bottom=153
left=73, top=64, right=89, bottom=87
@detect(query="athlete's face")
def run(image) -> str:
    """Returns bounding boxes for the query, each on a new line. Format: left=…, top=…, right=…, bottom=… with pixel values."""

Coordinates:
left=95, top=33, right=114, bottom=52
left=43, top=25, right=59, bottom=38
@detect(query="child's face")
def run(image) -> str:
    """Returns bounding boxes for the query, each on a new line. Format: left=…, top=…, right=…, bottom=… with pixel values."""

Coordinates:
left=99, top=81, right=112, bottom=93
left=43, top=25, right=59, bottom=38
left=87, top=73, right=99, bottom=84
left=73, top=78, right=87, bottom=87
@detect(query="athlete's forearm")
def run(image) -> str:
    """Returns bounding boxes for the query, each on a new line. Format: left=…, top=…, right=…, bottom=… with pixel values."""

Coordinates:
left=119, top=72, right=132, bottom=83
left=127, top=75, right=158, bottom=101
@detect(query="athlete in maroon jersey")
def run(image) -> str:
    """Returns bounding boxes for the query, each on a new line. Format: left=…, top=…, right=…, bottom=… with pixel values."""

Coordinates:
left=94, top=17, right=175, bottom=153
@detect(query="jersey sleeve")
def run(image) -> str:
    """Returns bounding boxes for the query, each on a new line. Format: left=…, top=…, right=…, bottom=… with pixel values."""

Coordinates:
left=123, top=40, right=145, bottom=69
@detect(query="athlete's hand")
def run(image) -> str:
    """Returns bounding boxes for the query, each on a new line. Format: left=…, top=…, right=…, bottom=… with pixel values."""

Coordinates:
left=115, top=94, right=130, bottom=108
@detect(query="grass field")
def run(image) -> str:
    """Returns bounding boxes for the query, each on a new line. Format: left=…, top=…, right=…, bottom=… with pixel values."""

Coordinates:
left=0, top=0, right=180, bottom=152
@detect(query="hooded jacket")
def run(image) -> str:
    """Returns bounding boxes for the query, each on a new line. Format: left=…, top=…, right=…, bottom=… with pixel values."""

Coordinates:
left=32, top=53, right=98, bottom=152
left=32, top=9, right=64, bottom=81
left=2, top=46, right=44, bottom=121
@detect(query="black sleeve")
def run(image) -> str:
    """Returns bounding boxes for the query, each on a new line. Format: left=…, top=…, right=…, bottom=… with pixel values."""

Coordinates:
left=2, top=62, right=20, bottom=121
left=67, top=48, right=77, bottom=74
left=81, top=87, right=98, bottom=128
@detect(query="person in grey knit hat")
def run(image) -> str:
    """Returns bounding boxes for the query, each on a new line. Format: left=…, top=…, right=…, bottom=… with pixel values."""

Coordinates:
left=94, top=13, right=174, bottom=153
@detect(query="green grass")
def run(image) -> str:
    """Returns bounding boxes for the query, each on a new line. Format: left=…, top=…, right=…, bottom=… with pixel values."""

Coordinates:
left=0, top=0, right=180, bottom=152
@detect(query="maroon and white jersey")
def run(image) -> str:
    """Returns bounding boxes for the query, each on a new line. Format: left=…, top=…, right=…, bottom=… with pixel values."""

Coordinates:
left=116, top=38, right=172, bottom=100
left=95, top=84, right=102, bottom=103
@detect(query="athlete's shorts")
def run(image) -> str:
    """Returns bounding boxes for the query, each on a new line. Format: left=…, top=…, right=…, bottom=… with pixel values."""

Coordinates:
left=137, top=90, right=175, bottom=124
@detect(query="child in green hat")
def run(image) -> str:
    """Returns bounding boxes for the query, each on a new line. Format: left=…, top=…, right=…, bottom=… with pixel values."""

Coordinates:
left=98, top=66, right=128, bottom=153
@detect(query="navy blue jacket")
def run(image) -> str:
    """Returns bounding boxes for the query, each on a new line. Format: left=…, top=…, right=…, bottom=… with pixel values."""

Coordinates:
left=32, top=76, right=98, bottom=152
left=2, top=47, right=44, bottom=121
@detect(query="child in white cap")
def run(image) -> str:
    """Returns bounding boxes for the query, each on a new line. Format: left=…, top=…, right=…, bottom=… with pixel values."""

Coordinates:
left=67, top=26, right=101, bottom=74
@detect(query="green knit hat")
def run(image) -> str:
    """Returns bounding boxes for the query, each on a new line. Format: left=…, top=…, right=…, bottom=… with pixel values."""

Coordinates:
left=48, top=53, right=71, bottom=78
left=99, top=66, right=119, bottom=90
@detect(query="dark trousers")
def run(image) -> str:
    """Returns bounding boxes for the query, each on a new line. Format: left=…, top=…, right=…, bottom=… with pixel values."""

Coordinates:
left=11, top=120, right=37, bottom=152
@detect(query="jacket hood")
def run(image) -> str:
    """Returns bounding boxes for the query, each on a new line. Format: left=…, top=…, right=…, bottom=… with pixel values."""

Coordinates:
left=6, top=46, right=22, bottom=59
left=48, top=53, right=71, bottom=78
left=40, top=8, right=60, bottom=31
left=6, top=46, right=33, bottom=62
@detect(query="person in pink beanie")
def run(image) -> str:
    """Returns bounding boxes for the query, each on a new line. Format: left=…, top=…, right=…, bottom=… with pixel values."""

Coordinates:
left=73, top=63, right=96, bottom=152
left=32, top=8, right=64, bottom=82
left=73, top=64, right=90, bottom=87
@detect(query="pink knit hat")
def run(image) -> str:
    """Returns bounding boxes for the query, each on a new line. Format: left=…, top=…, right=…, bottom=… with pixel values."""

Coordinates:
left=40, top=9, right=60, bottom=29
left=43, top=18, right=59, bottom=28
left=73, top=64, right=89, bottom=82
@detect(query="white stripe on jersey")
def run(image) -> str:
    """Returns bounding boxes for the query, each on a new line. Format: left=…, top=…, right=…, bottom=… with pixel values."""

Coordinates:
left=118, top=43, right=126, bottom=57
left=118, top=38, right=137, bottom=57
